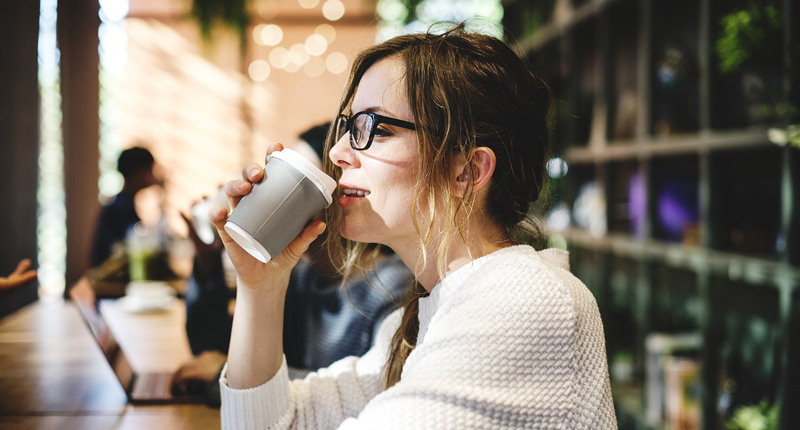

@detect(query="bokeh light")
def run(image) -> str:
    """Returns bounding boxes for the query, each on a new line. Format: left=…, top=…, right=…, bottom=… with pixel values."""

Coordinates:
left=546, top=157, right=569, bottom=178
left=253, top=24, right=266, bottom=45
left=269, top=46, right=290, bottom=69
left=249, top=59, right=271, bottom=81
left=38, top=0, right=67, bottom=296
left=298, top=0, right=320, bottom=8
left=304, top=56, right=326, bottom=77
left=325, top=52, right=348, bottom=74
left=99, top=0, right=129, bottom=22
left=376, top=0, right=504, bottom=40
left=315, top=23, right=337, bottom=44
left=289, top=43, right=310, bottom=65
left=305, top=34, right=328, bottom=56
left=376, top=0, right=408, bottom=23
left=259, top=24, right=283, bottom=46
left=322, top=0, right=345, bottom=21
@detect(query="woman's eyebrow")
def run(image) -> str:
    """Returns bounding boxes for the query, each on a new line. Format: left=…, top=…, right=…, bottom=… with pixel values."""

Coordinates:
left=362, top=106, right=384, bottom=114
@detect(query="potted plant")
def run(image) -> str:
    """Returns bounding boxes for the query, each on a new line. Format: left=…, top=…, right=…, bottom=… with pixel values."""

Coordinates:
left=714, top=2, right=790, bottom=125
left=725, top=400, right=780, bottom=430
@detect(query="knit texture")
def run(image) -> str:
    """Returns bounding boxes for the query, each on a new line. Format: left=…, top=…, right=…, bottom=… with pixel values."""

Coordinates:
left=220, top=245, right=617, bottom=429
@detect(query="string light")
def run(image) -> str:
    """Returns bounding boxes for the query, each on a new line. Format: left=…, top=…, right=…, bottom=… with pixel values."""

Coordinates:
left=305, top=34, right=328, bottom=56
left=259, top=24, right=283, bottom=46
left=322, top=0, right=345, bottom=21
left=248, top=59, right=271, bottom=81
left=269, top=47, right=290, bottom=69
left=298, top=0, right=320, bottom=8
left=304, top=56, right=326, bottom=77
left=315, top=24, right=336, bottom=44
left=325, top=52, right=348, bottom=74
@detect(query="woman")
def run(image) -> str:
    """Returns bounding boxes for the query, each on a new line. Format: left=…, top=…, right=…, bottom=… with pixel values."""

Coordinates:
left=212, top=25, right=617, bottom=429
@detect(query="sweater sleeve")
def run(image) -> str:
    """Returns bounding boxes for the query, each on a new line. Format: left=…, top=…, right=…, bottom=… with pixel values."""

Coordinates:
left=219, top=309, right=401, bottom=430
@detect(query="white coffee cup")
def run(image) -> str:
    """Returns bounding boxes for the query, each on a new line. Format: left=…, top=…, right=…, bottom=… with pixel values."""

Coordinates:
left=224, top=149, right=336, bottom=263
left=122, top=281, right=176, bottom=312
left=192, top=187, right=229, bottom=245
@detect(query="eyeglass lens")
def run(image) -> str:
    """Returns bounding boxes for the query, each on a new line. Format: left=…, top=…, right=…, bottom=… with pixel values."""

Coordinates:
left=338, top=113, right=375, bottom=150
left=351, top=113, right=374, bottom=149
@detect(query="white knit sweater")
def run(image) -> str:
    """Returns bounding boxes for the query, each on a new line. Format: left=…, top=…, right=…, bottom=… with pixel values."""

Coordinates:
left=220, top=245, right=617, bottom=429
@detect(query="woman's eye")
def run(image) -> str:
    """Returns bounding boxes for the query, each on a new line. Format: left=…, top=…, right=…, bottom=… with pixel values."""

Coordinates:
left=374, top=127, right=393, bottom=138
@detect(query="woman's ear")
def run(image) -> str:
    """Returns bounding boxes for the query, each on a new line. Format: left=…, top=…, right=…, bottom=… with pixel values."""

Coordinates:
left=453, top=147, right=496, bottom=198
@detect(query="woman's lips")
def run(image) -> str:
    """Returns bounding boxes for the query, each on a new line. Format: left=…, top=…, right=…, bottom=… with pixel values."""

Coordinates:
left=339, top=187, right=370, bottom=207
left=342, top=188, right=371, bottom=197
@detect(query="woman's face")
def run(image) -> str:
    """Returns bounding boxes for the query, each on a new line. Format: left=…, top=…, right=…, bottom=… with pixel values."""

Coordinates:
left=329, top=56, right=423, bottom=246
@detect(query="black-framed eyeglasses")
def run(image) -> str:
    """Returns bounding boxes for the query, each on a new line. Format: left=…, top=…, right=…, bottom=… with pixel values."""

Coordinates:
left=336, top=111, right=416, bottom=151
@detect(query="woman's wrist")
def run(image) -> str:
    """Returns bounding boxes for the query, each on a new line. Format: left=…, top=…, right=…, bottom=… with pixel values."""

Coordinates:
left=236, top=272, right=291, bottom=295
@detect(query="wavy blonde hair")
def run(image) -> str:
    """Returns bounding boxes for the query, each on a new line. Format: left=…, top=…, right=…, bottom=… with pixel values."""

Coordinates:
left=322, top=24, right=553, bottom=388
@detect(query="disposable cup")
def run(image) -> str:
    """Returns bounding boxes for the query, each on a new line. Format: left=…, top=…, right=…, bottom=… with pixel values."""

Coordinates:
left=224, top=149, right=336, bottom=263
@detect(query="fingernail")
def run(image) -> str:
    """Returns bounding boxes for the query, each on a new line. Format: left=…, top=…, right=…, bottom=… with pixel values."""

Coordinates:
left=249, top=168, right=260, bottom=178
left=212, top=207, right=223, bottom=219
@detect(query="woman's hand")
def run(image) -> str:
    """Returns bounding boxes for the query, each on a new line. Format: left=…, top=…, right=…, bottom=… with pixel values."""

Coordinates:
left=209, top=143, right=326, bottom=289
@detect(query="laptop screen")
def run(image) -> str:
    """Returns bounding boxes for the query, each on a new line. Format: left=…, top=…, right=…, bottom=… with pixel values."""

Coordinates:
left=70, top=281, right=135, bottom=393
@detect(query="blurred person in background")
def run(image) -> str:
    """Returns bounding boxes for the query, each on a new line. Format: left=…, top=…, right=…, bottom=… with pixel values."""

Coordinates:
left=172, top=123, right=413, bottom=405
left=90, top=146, right=159, bottom=267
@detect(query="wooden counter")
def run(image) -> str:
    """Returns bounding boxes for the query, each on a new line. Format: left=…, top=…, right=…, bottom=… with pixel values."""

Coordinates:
left=0, top=280, right=220, bottom=429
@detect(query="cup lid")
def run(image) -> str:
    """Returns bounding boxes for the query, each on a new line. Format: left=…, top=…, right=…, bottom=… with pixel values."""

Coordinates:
left=268, top=149, right=337, bottom=205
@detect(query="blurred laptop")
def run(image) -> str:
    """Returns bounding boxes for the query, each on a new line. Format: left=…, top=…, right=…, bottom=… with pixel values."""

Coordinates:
left=69, top=281, right=205, bottom=404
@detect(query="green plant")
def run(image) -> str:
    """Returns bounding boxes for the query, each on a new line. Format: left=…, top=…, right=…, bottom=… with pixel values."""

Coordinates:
left=725, top=400, right=780, bottom=430
left=191, top=0, right=249, bottom=47
left=768, top=123, right=800, bottom=149
left=715, top=3, right=783, bottom=75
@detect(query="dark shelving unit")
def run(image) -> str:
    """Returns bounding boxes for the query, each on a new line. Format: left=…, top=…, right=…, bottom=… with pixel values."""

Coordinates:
left=504, top=0, right=799, bottom=428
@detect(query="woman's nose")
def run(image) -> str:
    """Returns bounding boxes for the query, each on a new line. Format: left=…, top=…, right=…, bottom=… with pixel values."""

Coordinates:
left=329, top=133, right=359, bottom=169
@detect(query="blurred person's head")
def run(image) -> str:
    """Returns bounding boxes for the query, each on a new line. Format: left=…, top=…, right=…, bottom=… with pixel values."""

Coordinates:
left=294, top=123, right=332, bottom=169
left=292, top=122, right=338, bottom=269
left=117, top=146, right=157, bottom=193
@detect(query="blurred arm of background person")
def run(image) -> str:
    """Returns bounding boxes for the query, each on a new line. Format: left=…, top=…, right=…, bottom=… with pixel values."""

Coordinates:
left=0, top=259, right=38, bottom=290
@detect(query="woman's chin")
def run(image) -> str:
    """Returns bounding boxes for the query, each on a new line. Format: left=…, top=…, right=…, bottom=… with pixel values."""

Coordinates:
left=340, top=229, right=369, bottom=243
left=339, top=222, right=378, bottom=244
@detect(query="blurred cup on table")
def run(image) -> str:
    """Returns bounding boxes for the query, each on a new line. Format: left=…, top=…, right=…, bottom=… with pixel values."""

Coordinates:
left=122, top=281, right=176, bottom=312
left=127, top=221, right=167, bottom=282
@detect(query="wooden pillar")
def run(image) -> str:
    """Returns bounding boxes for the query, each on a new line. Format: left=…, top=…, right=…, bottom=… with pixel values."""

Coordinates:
left=0, top=0, right=41, bottom=317
left=58, top=0, right=101, bottom=291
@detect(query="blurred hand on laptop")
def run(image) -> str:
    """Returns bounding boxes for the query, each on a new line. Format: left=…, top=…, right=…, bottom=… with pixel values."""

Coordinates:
left=172, top=350, right=227, bottom=395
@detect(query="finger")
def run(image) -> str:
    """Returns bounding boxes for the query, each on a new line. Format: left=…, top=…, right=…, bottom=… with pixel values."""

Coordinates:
left=17, top=271, right=37, bottom=283
left=223, top=179, right=252, bottom=211
left=272, top=220, right=326, bottom=270
left=14, top=259, right=31, bottom=275
left=264, top=143, right=285, bottom=163
left=241, top=162, right=264, bottom=184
